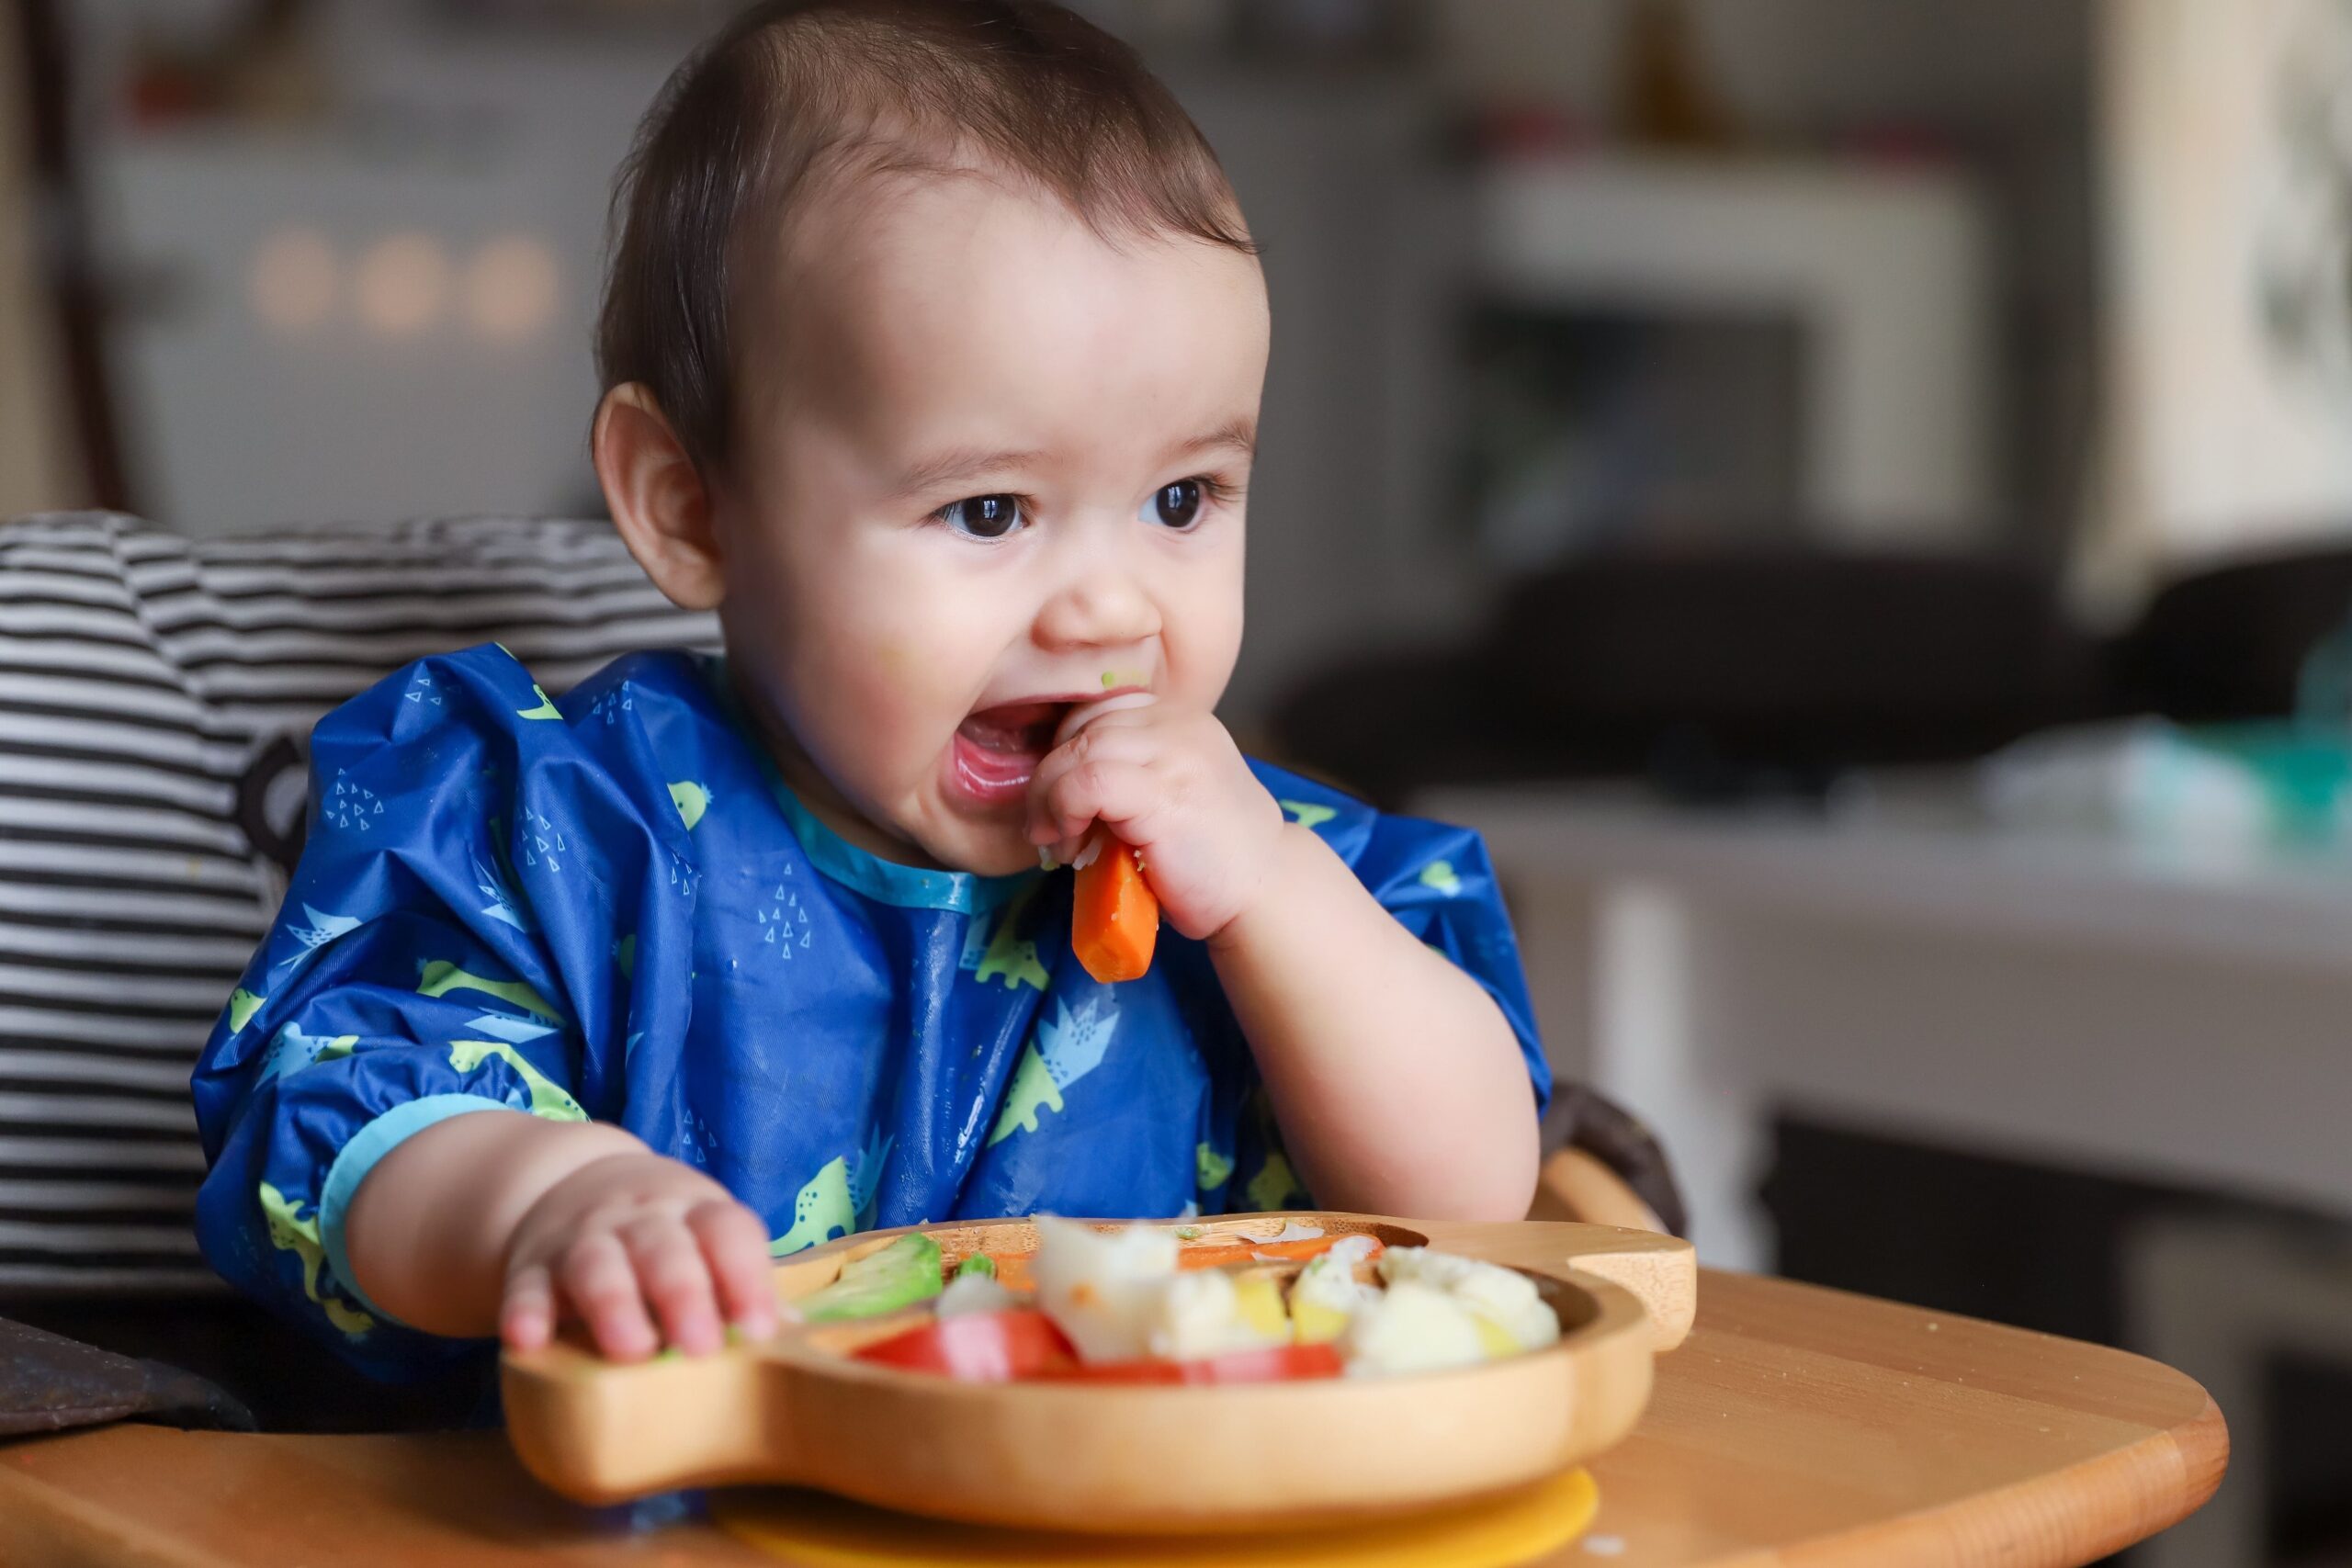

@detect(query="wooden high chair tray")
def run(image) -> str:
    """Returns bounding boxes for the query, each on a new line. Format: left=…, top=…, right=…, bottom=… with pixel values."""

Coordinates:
left=501, top=1214, right=1695, bottom=1532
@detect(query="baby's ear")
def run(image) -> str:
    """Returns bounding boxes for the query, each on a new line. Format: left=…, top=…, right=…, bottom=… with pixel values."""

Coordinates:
left=594, top=384, right=725, bottom=612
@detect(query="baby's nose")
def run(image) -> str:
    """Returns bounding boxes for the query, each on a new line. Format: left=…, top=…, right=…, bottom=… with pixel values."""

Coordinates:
left=1034, top=568, right=1160, bottom=653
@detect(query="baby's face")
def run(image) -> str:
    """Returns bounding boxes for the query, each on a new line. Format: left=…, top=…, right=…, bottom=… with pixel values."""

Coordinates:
left=716, top=175, right=1269, bottom=875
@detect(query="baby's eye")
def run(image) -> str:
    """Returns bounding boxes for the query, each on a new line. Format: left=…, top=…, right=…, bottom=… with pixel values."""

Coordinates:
left=936, top=494, right=1026, bottom=540
left=1142, top=479, right=1205, bottom=530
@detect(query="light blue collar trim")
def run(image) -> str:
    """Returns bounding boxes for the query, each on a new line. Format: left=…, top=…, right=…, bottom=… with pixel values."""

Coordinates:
left=705, top=659, right=1040, bottom=916
left=763, top=773, right=1038, bottom=916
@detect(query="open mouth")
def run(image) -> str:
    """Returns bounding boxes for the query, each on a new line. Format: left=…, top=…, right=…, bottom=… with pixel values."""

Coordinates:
left=948, top=701, right=1069, bottom=807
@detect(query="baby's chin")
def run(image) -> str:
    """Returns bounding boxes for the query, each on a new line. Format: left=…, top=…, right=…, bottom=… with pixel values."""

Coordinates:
left=875, top=796, right=1040, bottom=878
left=926, top=821, right=1048, bottom=879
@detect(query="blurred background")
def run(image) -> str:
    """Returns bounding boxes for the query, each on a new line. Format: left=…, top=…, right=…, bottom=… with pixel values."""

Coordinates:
left=6, top=1, right=2352, bottom=1560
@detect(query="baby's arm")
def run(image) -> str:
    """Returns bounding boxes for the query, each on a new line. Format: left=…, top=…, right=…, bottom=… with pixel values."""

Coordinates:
left=342, top=1112, right=777, bottom=1359
left=1031, top=705, right=1541, bottom=1221
left=191, top=647, right=782, bottom=1372
left=1205, top=824, right=1539, bottom=1220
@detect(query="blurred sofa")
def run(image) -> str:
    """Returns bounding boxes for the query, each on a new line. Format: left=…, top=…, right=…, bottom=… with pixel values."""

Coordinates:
left=1270, top=545, right=2352, bottom=807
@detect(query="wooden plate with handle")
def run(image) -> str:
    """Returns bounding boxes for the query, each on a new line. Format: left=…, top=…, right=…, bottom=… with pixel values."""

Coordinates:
left=502, top=1213, right=1694, bottom=1533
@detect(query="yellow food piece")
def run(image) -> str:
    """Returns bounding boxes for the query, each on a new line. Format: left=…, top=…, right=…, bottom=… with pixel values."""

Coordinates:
left=1234, top=1274, right=1291, bottom=1344
left=1473, top=1313, right=1521, bottom=1359
left=1293, top=1298, right=1350, bottom=1346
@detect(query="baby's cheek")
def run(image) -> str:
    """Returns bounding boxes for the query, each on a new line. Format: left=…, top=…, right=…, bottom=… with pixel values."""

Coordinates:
left=800, top=625, right=964, bottom=770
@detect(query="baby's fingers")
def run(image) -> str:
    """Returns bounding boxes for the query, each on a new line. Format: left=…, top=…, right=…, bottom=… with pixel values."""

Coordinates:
left=1028, top=716, right=1158, bottom=852
left=501, top=1261, right=557, bottom=1351
left=560, top=1231, right=661, bottom=1362
left=688, top=1200, right=782, bottom=1341
left=1039, top=756, right=1154, bottom=859
left=622, top=1215, right=725, bottom=1357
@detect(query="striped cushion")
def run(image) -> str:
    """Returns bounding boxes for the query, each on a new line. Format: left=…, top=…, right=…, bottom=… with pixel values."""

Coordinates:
left=0, top=513, right=715, bottom=1296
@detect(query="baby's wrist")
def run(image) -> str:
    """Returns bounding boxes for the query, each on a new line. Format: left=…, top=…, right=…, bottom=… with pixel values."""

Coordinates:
left=1204, top=820, right=1327, bottom=955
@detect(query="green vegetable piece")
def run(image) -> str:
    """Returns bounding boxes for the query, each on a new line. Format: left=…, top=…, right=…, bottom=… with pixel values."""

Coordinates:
left=956, top=1253, right=997, bottom=1281
left=1174, top=1225, right=1203, bottom=1241
left=797, top=1234, right=944, bottom=1324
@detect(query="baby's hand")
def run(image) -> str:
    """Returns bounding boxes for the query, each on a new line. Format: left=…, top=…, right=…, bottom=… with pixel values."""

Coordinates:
left=1028, top=698, right=1286, bottom=942
left=499, top=1150, right=781, bottom=1361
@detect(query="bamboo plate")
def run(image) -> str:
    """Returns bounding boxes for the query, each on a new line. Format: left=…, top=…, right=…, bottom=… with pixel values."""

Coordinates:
left=502, top=1213, right=1695, bottom=1534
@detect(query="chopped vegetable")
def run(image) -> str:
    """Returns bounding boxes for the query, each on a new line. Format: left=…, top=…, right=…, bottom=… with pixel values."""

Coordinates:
left=846, top=1226, right=1558, bottom=1385
left=1040, top=1342, right=1341, bottom=1385
left=1031, top=1216, right=1181, bottom=1362
left=1232, top=1274, right=1290, bottom=1345
left=1378, top=1247, right=1561, bottom=1352
left=796, top=1234, right=944, bottom=1324
left=855, top=1312, right=1339, bottom=1386
left=1340, top=1280, right=1490, bottom=1377
left=1291, top=1235, right=1382, bottom=1345
left=1143, top=1269, right=1290, bottom=1360
left=937, top=1269, right=1023, bottom=1318
left=1173, top=1233, right=1382, bottom=1270
left=854, top=1309, right=1077, bottom=1382
left=1072, top=840, right=1158, bottom=983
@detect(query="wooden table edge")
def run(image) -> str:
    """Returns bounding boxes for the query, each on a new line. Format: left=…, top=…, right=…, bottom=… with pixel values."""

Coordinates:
left=0, top=1453, right=230, bottom=1568
left=1716, top=1389, right=2229, bottom=1568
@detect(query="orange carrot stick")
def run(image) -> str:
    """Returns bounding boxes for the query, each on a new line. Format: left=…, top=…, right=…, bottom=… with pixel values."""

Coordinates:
left=1174, top=1235, right=1385, bottom=1270
left=1072, top=840, right=1159, bottom=984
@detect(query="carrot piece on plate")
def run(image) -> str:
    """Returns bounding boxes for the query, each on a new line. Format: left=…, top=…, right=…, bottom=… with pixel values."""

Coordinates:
left=1072, top=840, right=1158, bottom=983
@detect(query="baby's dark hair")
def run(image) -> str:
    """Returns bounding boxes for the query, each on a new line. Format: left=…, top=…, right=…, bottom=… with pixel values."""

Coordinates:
left=596, top=0, right=1255, bottom=478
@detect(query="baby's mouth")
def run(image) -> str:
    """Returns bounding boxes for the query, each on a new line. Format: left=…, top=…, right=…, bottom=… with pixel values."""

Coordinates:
left=948, top=701, right=1069, bottom=807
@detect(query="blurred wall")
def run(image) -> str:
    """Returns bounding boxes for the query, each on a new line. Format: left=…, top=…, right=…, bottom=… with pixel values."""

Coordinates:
left=1435, top=0, right=2085, bottom=129
left=1436, top=0, right=2097, bottom=563
left=0, top=13, right=89, bottom=518
left=2088, top=0, right=2352, bottom=612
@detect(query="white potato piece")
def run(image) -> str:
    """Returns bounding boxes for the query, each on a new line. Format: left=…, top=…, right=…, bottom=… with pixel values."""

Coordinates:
left=1377, top=1246, right=1560, bottom=1352
left=1340, top=1280, right=1489, bottom=1377
left=1145, top=1269, right=1288, bottom=1360
left=1030, top=1215, right=1181, bottom=1363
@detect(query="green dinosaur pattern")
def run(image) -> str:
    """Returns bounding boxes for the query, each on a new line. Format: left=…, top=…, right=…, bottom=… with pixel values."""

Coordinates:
left=418, top=960, right=561, bottom=1021
left=257, top=1181, right=373, bottom=1337
left=1419, top=859, right=1464, bottom=897
left=1245, top=1151, right=1307, bottom=1212
left=987, top=1044, right=1065, bottom=1145
left=987, top=997, right=1118, bottom=1145
left=770, top=1156, right=856, bottom=1256
left=1195, top=1143, right=1234, bottom=1190
left=258, top=1022, right=356, bottom=1084
left=1280, top=799, right=1339, bottom=830
left=226, top=988, right=266, bottom=1034
left=972, top=883, right=1049, bottom=993
left=447, top=1041, right=585, bottom=1121
left=515, top=683, right=562, bottom=721
left=668, top=782, right=711, bottom=830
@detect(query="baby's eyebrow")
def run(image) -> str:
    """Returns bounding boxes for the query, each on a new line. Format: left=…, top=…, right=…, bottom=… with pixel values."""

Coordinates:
left=888, top=420, right=1257, bottom=502
left=887, top=446, right=1052, bottom=502
left=1171, top=419, right=1257, bottom=464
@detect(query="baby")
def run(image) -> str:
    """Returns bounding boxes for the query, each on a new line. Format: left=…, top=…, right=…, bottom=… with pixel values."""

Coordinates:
left=191, top=0, right=1546, bottom=1378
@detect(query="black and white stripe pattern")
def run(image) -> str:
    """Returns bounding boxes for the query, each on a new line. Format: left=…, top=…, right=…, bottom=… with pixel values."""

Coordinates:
left=0, top=513, right=715, bottom=1296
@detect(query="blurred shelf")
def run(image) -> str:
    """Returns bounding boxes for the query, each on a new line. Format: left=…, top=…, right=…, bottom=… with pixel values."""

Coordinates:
left=1430, top=776, right=2352, bottom=1269
left=1427, top=777, right=2352, bottom=977
left=1470, top=152, right=1996, bottom=549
